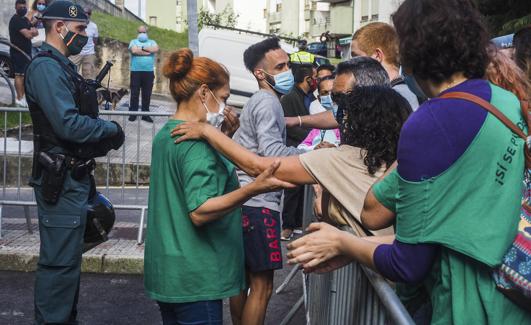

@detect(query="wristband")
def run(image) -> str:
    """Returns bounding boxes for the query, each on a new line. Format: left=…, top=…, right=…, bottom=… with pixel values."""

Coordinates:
left=297, top=115, right=302, bottom=127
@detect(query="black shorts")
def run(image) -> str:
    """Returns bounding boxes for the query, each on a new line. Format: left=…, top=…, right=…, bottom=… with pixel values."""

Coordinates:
left=242, top=206, right=283, bottom=272
left=10, top=49, right=30, bottom=76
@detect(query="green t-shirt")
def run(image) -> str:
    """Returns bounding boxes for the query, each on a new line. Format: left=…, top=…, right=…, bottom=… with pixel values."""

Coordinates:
left=144, top=120, right=245, bottom=303
left=372, top=169, right=399, bottom=213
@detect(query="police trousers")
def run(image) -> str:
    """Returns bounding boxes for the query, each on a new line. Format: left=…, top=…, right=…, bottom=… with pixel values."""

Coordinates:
left=33, top=171, right=90, bottom=325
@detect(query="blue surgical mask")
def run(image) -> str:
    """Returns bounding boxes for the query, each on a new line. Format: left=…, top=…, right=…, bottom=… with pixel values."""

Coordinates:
left=264, top=69, right=294, bottom=95
left=36, top=4, right=46, bottom=12
left=320, top=95, right=333, bottom=110
left=137, top=33, right=148, bottom=42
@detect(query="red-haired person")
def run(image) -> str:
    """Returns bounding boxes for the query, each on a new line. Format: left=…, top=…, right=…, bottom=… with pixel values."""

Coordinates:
left=486, top=45, right=530, bottom=102
left=143, top=48, right=293, bottom=325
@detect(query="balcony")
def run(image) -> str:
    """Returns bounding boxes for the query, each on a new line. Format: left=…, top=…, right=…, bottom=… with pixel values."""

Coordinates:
left=318, top=0, right=351, bottom=3
left=268, top=12, right=282, bottom=24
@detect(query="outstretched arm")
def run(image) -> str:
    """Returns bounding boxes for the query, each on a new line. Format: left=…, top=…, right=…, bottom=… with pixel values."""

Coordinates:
left=172, top=122, right=316, bottom=185
left=285, top=111, right=338, bottom=130
left=190, top=160, right=295, bottom=226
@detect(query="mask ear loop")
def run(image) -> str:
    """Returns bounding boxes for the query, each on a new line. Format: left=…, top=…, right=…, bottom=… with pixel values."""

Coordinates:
left=260, top=70, right=276, bottom=90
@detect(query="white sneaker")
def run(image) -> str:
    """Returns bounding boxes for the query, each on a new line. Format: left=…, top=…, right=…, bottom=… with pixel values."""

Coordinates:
left=15, top=97, right=28, bottom=108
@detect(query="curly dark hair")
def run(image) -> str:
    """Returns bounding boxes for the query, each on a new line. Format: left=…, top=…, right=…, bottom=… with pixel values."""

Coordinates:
left=337, top=86, right=412, bottom=175
left=392, top=0, right=489, bottom=83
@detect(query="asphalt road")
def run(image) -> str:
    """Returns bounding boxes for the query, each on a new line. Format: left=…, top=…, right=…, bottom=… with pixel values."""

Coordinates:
left=0, top=266, right=305, bottom=325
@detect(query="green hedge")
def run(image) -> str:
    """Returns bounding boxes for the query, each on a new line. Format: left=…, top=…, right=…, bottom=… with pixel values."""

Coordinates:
left=92, top=11, right=188, bottom=51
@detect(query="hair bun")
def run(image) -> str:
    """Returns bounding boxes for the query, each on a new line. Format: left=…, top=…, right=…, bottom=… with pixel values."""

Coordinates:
left=163, top=48, right=193, bottom=79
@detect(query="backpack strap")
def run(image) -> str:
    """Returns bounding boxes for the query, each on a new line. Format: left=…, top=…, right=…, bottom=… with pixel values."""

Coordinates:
left=34, top=50, right=84, bottom=84
left=440, top=91, right=531, bottom=167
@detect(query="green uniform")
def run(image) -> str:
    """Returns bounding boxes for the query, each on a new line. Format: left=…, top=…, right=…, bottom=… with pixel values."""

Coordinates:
left=144, top=119, right=245, bottom=303
left=394, top=85, right=531, bottom=324
left=25, top=42, right=118, bottom=324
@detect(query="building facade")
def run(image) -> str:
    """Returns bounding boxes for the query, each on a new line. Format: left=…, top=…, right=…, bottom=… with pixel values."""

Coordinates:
left=146, top=0, right=234, bottom=32
left=265, top=0, right=330, bottom=40
left=266, top=0, right=403, bottom=40
left=324, top=0, right=403, bottom=35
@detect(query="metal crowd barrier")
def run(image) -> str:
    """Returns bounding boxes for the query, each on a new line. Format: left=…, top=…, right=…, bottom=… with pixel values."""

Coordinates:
left=0, top=106, right=172, bottom=243
left=278, top=185, right=415, bottom=325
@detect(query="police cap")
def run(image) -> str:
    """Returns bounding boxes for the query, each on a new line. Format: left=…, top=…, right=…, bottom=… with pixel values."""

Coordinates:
left=41, top=1, right=88, bottom=22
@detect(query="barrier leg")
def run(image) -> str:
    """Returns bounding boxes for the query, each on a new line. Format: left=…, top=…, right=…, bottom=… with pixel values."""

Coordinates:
left=276, top=264, right=301, bottom=294
left=137, top=207, right=146, bottom=245
left=279, top=295, right=304, bottom=325
left=0, top=205, right=3, bottom=239
left=24, top=205, right=32, bottom=234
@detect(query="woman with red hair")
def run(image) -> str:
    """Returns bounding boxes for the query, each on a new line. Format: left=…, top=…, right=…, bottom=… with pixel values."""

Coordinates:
left=143, top=48, right=292, bottom=325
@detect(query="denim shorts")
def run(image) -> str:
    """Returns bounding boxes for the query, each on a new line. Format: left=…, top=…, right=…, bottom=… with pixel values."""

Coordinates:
left=157, top=300, right=222, bottom=325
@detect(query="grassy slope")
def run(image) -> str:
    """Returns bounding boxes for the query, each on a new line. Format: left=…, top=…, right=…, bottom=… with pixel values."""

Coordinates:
left=92, top=12, right=188, bottom=51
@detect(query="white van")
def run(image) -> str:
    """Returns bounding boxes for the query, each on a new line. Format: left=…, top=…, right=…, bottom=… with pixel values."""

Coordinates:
left=198, top=27, right=297, bottom=108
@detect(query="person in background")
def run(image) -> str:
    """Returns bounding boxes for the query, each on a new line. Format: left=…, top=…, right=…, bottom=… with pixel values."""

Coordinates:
left=9, top=0, right=37, bottom=107
left=128, top=25, right=159, bottom=123
left=309, top=64, right=335, bottom=114
left=144, top=47, right=292, bottom=325
left=298, top=75, right=340, bottom=152
left=287, top=0, right=531, bottom=323
left=27, top=0, right=48, bottom=53
left=290, top=39, right=315, bottom=64
left=316, top=64, right=334, bottom=80
left=351, top=22, right=419, bottom=110
left=513, top=25, right=531, bottom=80
left=279, top=63, right=316, bottom=240
left=486, top=44, right=530, bottom=102
left=70, top=7, right=98, bottom=79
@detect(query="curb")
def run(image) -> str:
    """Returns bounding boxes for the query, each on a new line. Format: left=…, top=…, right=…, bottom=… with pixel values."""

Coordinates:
left=0, top=250, right=144, bottom=275
left=0, top=220, right=145, bottom=275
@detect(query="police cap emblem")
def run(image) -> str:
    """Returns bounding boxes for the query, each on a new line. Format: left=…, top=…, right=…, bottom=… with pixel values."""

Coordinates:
left=69, top=5, right=78, bottom=18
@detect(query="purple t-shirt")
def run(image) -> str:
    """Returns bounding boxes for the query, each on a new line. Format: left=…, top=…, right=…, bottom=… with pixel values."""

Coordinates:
left=373, top=79, right=491, bottom=283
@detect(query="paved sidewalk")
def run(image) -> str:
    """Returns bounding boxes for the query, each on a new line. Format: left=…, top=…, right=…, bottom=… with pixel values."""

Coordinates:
left=0, top=218, right=144, bottom=274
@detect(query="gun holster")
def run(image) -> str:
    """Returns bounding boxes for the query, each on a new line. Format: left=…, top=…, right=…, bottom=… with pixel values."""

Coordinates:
left=38, top=152, right=67, bottom=205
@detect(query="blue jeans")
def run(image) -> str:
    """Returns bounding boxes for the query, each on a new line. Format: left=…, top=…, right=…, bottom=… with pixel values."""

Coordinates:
left=157, top=300, right=222, bottom=325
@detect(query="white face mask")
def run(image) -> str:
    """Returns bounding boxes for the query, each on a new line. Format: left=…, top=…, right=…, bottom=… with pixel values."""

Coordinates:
left=202, top=89, right=225, bottom=128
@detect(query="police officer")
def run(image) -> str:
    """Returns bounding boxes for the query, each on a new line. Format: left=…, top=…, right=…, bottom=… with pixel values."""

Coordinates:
left=290, top=39, right=315, bottom=64
left=24, top=1, right=125, bottom=324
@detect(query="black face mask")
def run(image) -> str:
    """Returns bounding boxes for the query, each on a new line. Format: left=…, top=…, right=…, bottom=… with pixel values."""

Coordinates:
left=60, top=24, right=89, bottom=56
left=16, top=8, right=28, bottom=16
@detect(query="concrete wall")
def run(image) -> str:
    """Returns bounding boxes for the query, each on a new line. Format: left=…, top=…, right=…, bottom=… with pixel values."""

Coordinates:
left=330, top=1, right=354, bottom=35
left=145, top=0, right=176, bottom=31
left=0, top=0, right=14, bottom=39
left=280, top=0, right=301, bottom=37
left=147, top=0, right=235, bottom=33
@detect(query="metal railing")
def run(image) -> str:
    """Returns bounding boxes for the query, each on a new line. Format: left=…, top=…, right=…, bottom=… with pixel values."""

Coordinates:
left=0, top=107, right=172, bottom=243
left=277, top=185, right=415, bottom=325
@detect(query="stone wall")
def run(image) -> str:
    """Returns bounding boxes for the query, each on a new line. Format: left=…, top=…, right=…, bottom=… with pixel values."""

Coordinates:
left=0, top=0, right=13, bottom=39
left=95, top=38, right=170, bottom=96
